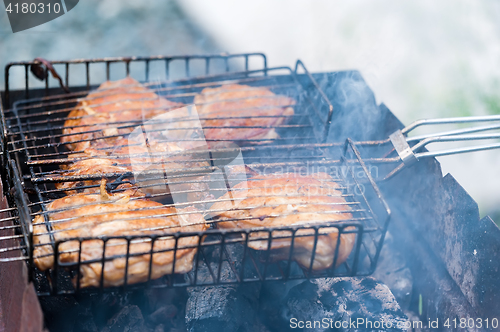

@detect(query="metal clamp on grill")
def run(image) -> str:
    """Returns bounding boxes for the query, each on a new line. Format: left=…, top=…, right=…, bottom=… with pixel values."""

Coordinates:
left=309, top=114, right=500, bottom=181
left=386, top=114, right=500, bottom=178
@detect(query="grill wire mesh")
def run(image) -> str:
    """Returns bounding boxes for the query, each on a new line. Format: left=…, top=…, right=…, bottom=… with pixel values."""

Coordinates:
left=0, top=54, right=390, bottom=296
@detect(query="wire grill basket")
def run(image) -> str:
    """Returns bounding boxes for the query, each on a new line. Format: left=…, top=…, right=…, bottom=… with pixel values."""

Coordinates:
left=0, top=53, right=390, bottom=296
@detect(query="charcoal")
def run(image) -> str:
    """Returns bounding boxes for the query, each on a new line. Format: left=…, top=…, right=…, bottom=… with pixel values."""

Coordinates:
left=149, top=304, right=178, bottom=324
left=259, top=280, right=324, bottom=331
left=39, top=296, right=88, bottom=332
left=73, top=306, right=98, bottom=332
left=404, top=312, right=425, bottom=332
left=142, top=287, right=188, bottom=331
left=186, top=284, right=261, bottom=332
left=373, top=231, right=414, bottom=310
left=153, top=324, right=165, bottom=332
left=260, top=277, right=409, bottom=332
left=185, top=242, right=261, bottom=332
left=144, top=288, right=177, bottom=313
left=102, top=305, right=150, bottom=332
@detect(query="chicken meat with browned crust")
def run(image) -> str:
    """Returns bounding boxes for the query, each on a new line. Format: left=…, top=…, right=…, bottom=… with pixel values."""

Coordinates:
left=33, top=183, right=208, bottom=288
left=61, top=77, right=183, bottom=152
left=209, top=172, right=355, bottom=270
left=56, top=138, right=213, bottom=203
left=194, top=84, right=295, bottom=147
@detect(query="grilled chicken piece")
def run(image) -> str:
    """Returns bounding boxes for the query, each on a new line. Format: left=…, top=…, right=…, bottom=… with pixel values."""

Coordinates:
left=54, top=158, right=141, bottom=195
left=33, top=183, right=208, bottom=288
left=194, top=84, right=295, bottom=146
left=62, top=77, right=183, bottom=152
left=56, top=139, right=213, bottom=203
left=63, top=137, right=194, bottom=165
left=209, top=172, right=355, bottom=270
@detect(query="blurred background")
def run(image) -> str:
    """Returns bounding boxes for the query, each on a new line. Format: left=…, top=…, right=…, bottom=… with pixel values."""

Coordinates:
left=1, top=0, right=499, bottom=223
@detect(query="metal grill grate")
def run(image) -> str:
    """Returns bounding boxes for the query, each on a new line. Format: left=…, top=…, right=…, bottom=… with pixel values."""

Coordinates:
left=0, top=54, right=390, bottom=296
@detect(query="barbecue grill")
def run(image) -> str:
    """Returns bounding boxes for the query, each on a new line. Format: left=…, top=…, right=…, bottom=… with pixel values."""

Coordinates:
left=2, top=53, right=500, bottom=332
left=0, top=53, right=390, bottom=297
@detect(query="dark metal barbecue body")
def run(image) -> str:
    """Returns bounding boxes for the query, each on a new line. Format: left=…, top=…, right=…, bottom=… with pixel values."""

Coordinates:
left=0, top=54, right=390, bottom=296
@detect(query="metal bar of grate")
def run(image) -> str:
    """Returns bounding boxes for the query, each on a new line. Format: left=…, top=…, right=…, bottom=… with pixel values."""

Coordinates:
left=6, top=77, right=298, bottom=120
left=4, top=53, right=269, bottom=108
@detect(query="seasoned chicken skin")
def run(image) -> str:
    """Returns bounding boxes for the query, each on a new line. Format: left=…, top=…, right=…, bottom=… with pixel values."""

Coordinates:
left=55, top=158, right=139, bottom=195
left=33, top=186, right=208, bottom=288
left=56, top=138, right=213, bottom=202
left=194, top=84, right=295, bottom=146
left=61, top=77, right=183, bottom=152
left=209, top=172, right=355, bottom=270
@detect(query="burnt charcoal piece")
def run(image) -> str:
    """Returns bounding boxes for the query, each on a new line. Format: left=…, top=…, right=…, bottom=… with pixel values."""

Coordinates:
left=186, top=284, right=261, bottom=332
left=185, top=243, right=261, bottom=332
left=39, top=287, right=188, bottom=332
left=154, top=324, right=165, bottom=332
left=149, top=304, right=177, bottom=325
left=39, top=296, right=90, bottom=332
left=101, top=305, right=149, bottom=332
left=73, top=306, right=98, bottom=332
left=260, top=277, right=408, bottom=332
left=143, top=287, right=187, bottom=331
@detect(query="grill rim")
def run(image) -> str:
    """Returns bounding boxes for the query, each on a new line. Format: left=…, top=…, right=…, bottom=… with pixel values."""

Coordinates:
left=3, top=53, right=270, bottom=108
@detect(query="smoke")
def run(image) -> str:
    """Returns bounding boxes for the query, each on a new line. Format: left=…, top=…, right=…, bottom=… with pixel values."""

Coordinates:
left=176, top=0, right=500, bottom=220
left=0, top=0, right=222, bottom=91
left=315, top=71, right=385, bottom=143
